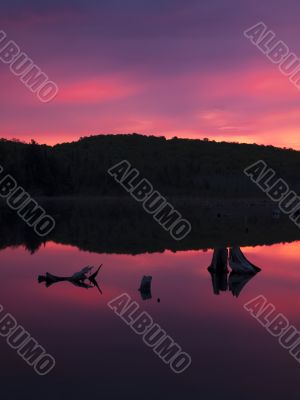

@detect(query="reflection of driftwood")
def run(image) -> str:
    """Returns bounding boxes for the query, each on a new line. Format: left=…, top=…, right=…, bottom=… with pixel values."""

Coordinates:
left=138, top=276, right=152, bottom=300
left=38, top=265, right=102, bottom=293
left=229, top=247, right=261, bottom=274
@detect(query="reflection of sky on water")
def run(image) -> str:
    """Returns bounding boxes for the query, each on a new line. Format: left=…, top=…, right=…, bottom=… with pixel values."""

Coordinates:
left=0, top=241, right=299, bottom=399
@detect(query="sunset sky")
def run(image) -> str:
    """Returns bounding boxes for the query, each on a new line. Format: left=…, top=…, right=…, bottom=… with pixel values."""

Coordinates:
left=1, top=0, right=300, bottom=148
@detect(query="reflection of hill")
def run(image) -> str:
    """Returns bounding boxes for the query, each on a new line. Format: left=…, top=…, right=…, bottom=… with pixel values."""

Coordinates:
left=1, top=198, right=300, bottom=254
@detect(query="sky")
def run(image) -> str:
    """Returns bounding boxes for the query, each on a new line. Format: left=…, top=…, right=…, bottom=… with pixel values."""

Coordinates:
left=1, top=0, right=300, bottom=148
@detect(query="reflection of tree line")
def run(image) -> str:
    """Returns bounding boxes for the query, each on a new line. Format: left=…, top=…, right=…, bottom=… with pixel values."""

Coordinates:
left=0, top=198, right=300, bottom=254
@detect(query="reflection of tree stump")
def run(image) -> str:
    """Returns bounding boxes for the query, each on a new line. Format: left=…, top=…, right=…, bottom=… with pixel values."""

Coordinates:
left=207, top=248, right=228, bottom=273
left=207, top=249, right=229, bottom=295
left=229, top=247, right=261, bottom=274
left=207, top=247, right=261, bottom=297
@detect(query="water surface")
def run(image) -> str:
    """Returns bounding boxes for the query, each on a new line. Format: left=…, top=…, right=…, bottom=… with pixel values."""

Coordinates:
left=0, top=241, right=299, bottom=399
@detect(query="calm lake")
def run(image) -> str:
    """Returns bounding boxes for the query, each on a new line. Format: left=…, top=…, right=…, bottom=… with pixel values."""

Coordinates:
left=0, top=240, right=299, bottom=399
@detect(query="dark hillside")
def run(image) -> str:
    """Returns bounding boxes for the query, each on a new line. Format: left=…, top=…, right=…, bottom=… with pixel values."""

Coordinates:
left=0, top=134, right=299, bottom=197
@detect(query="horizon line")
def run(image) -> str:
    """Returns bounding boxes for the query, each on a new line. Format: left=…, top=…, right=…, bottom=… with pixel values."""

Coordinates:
left=0, top=133, right=298, bottom=152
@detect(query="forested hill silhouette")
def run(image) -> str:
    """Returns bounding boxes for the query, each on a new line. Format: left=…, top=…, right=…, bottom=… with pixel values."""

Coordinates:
left=0, top=134, right=299, bottom=197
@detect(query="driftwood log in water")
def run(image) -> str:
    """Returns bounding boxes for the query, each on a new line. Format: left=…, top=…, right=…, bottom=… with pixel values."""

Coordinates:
left=38, top=265, right=102, bottom=293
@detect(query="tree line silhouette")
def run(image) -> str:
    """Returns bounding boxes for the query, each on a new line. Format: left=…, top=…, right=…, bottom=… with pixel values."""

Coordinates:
left=0, top=134, right=300, bottom=197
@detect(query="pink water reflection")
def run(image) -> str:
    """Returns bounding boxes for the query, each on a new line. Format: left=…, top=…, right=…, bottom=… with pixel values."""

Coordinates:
left=0, top=241, right=299, bottom=399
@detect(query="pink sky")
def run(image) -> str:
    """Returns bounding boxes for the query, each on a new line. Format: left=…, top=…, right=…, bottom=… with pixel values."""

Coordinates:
left=1, top=1, right=300, bottom=148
